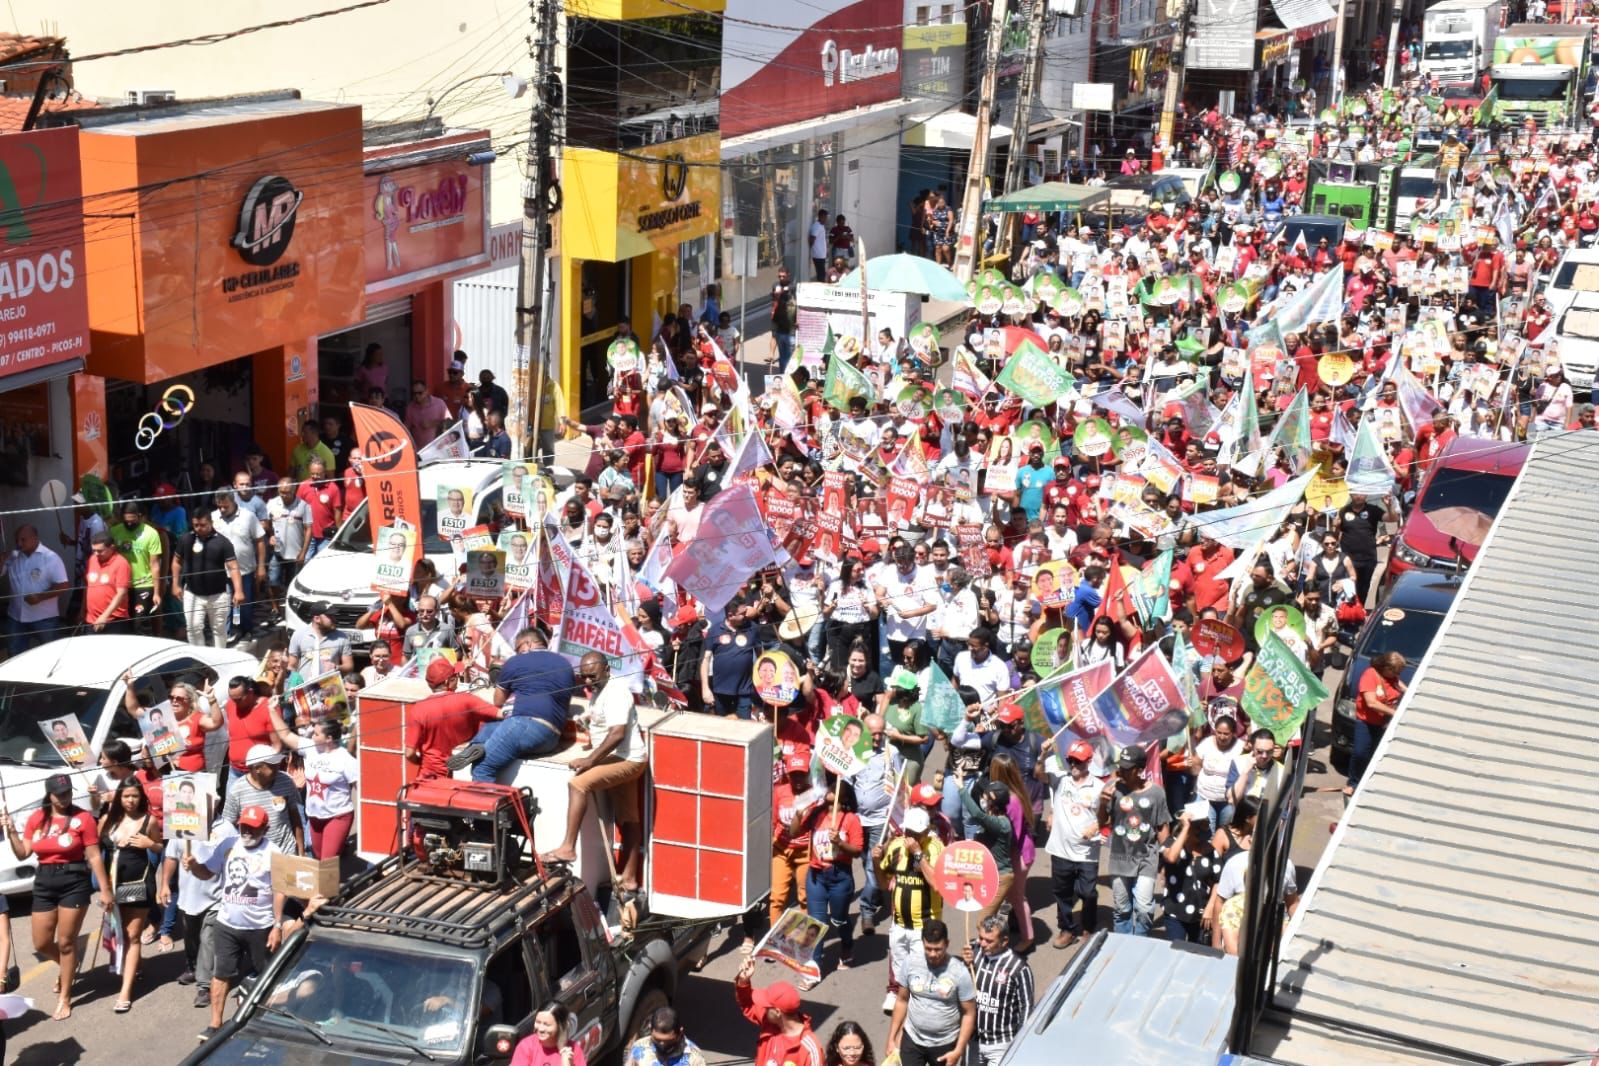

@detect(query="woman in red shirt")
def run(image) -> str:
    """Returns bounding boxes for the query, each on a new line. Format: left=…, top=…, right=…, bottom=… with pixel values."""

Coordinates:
left=120, top=670, right=222, bottom=773
left=1, top=774, right=113, bottom=1019
left=801, top=779, right=864, bottom=975
left=1348, top=651, right=1407, bottom=794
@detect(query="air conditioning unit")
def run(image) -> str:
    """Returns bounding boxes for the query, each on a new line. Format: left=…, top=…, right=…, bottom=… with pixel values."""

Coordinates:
left=125, top=89, right=177, bottom=106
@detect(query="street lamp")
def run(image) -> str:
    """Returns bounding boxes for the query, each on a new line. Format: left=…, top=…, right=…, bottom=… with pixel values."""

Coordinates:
left=425, top=71, right=529, bottom=121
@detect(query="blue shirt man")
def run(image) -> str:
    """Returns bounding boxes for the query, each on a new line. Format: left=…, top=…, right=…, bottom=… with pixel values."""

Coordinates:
left=1015, top=453, right=1054, bottom=522
left=459, top=633, right=576, bottom=783
left=702, top=601, right=759, bottom=719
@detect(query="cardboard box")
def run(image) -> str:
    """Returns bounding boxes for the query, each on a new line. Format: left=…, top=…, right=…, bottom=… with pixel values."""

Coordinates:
left=271, top=853, right=341, bottom=901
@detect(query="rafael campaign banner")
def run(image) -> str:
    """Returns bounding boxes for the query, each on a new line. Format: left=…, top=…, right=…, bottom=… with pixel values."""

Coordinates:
left=349, top=403, right=424, bottom=566
left=1019, top=659, right=1115, bottom=744
left=556, top=550, right=642, bottom=685
left=1242, top=631, right=1330, bottom=746
left=1090, top=646, right=1189, bottom=749
left=665, top=483, right=776, bottom=612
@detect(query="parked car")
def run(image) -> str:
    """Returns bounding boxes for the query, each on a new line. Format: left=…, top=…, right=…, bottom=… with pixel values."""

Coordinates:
left=1385, top=438, right=1530, bottom=588
left=1270, top=213, right=1346, bottom=251
left=0, top=635, right=258, bottom=893
left=1331, top=571, right=1460, bottom=765
left=1547, top=290, right=1599, bottom=392
left=283, top=458, right=512, bottom=652
left=1542, top=245, right=1599, bottom=321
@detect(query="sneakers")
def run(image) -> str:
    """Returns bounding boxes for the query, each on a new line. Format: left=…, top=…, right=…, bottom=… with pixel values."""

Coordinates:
left=195, top=988, right=211, bottom=1008
left=1051, top=930, right=1080, bottom=949
left=881, top=991, right=898, bottom=1014
left=446, top=743, right=486, bottom=772
left=860, top=913, right=876, bottom=937
left=176, top=969, right=196, bottom=986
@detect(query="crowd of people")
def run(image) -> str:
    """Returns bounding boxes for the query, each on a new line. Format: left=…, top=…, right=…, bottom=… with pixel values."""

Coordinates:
left=2, top=55, right=1597, bottom=1060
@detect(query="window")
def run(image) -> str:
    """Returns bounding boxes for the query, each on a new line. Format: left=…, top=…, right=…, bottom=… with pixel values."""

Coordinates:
left=940, top=3, right=955, bottom=22
left=0, top=684, right=106, bottom=766
left=485, top=944, right=536, bottom=1032
left=915, top=5, right=929, bottom=23
left=537, top=907, right=589, bottom=993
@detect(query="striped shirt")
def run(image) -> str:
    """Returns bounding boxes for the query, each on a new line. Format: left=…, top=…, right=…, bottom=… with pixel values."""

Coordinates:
left=881, top=836, right=944, bottom=929
left=222, top=772, right=304, bottom=854
left=969, top=946, right=1035, bottom=1048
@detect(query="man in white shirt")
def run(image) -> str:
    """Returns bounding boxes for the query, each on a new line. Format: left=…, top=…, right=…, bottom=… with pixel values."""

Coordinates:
left=212, top=490, right=266, bottom=640
left=872, top=544, right=939, bottom=668
left=542, top=652, right=647, bottom=889
left=951, top=627, right=1011, bottom=705
left=5, top=524, right=68, bottom=655
left=1039, top=737, right=1103, bottom=947
left=810, top=208, right=831, bottom=282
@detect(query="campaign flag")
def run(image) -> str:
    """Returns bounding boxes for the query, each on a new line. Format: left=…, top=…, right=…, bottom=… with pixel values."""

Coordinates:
left=534, top=523, right=574, bottom=629
left=1242, top=631, right=1330, bottom=746
left=823, top=354, right=875, bottom=411
left=951, top=347, right=991, bottom=399
left=922, top=662, right=966, bottom=734
left=1272, top=264, right=1345, bottom=338
left=1222, top=384, right=1263, bottom=474
left=1091, top=645, right=1190, bottom=748
left=1170, top=629, right=1206, bottom=728
left=1268, top=387, right=1313, bottom=473
left=1193, top=470, right=1315, bottom=551
left=1138, top=438, right=1184, bottom=494
left=727, top=420, right=773, bottom=484
left=349, top=403, right=424, bottom=565
left=663, top=483, right=776, bottom=611
left=417, top=419, right=471, bottom=463
left=1391, top=358, right=1443, bottom=432
left=1018, top=659, right=1116, bottom=742
left=1346, top=416, right=1397, bottom=497
left=1090, top=387, right=1147, bottom=428
left=994, top=340, right=1073, bottom=406
left=889, top=433, right=930, bottom=479
left=1329, top=406, right=1357, bottom=452
left=1132, top=549, right=1173, bottom=625
left=497, top=588, right=532, bottom=647
left=556, top=552, right=641, bottom=683
left=1171, top=377, right=1219, bottom=437
left=636, top=524, right=679, bottom=616
left=1093, top=561, right=1138, bottom=630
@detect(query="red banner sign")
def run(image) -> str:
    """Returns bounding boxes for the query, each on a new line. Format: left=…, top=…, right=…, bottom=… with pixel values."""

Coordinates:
left=0, top=127, right=89, bottom=381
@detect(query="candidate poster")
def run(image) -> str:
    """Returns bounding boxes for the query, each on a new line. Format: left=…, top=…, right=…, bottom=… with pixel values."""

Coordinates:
left=139, top=703, right=183, bottom=764
left=933, top=840, right=999, bottom=913
left=463, top=549, right=506, bottom=600
left=752, top=908, right=827, bottom=981
left=816, top=714, right=869, bottom=778
left=291, top=671, right=350, bottom=727
left=372, top=525, right=416, bottom=595
left=501, top=461, right=535, bottom=517
left=436, top=485, right=475, bottom=541
left=753, top=648, right=801, bottom=707
left=163, top=774, right=214, bottom=841
left=40, top=713, right=91, bottom=769
left=499, top=529, right=536, bottom=590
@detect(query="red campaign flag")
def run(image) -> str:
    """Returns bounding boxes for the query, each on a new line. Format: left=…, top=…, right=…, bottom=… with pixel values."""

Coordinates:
left=663, top=484, right=777, bottom=612
left=1094, top=560, right=1139, bottom=629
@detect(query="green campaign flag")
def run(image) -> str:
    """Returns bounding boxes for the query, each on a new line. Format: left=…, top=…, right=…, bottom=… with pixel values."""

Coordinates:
left=1170, top=629, right=1206, bottom=729
left=1132, top=548, right=1173, bottom=626
left=823, top=353, right=874, bottom=412
left=822, top=323, right=837, bottom=357
left=994, top=339, right=1073, bottom=406
left=1268, top=387, right=1313, bottom=473
left=921, top=662, right=966, bottom=734
left=1242, top=631, right=1330, bottom=746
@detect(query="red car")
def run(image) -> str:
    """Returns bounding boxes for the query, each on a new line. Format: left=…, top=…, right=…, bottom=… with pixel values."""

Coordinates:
left=1385, top=438, right=1530, bottom=588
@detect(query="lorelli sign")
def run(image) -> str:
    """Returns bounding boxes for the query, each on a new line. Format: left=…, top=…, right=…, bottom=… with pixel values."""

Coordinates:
left=821, top=38, right=900, bottom=86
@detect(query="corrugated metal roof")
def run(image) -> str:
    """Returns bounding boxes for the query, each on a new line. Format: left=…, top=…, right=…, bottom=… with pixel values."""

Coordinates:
left=1262, top=433, right=1599, bottom=1066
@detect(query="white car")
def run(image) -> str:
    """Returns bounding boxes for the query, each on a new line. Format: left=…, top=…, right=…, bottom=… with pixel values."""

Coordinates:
left=0, top=635, right=258, bottom=893
left=1543, top=246, right=1599, bottom=321
left=1549, top=291, right=1599, bottom=392
left=283, top=459, right=514, bottom=648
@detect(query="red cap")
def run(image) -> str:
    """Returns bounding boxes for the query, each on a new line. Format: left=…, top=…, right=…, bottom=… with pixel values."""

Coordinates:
left=911, top=783, right=941, bottom=807
left=671, top=605, right=699, bottom=629
left=860, top=538, right=883, bottom=556
left=784, top=750, right=812, bottom=772
left=154, top=482, right=178, bottom=499
left=238, top=805, right=269, bottom=829
left=1084, top=474, right=1102, bottom=489
left=1066, top=739, right=1095, bottom=763
left=752, top=980, right=802, bottom=1014
left=995, top=701, right=1025, bottom=725
left=425, top=658, right=462, bottom=686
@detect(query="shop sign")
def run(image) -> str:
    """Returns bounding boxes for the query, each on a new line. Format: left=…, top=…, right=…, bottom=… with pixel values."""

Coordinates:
left=617, top=133, right=719, bottom=253
left=0, top=127, right=89, bottom=379
left=902, top=23, right=967, bottom=100
left=1260, top=34, right=1293, bottom=67
left=222, top=174, right=304, bottom=301
left=364, top=157, right=487, bottom=289
left=722, top=0, right=903, bottom=138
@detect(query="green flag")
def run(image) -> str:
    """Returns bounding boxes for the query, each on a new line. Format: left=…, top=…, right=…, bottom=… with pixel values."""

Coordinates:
left=823, top=353, right=874, bottom=412
left=921, top=662, right=965, bottom=734
left=821, top=323, right=836, bottom=357
left=1132, top=549, right=1173, bottom=625
left=1268, top=387, right=1313, bottom=473
left=1171, top=629, right=1206, bottom=729
left=994, top=340, right=1073, bottom=406
left=1242, top=631, right=1330, bottom=747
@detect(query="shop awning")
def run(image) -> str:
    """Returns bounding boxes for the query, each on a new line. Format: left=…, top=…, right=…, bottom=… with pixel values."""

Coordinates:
left=1270, top=0, right=1336, bottom=31
left=983, top=182, right=1110, bottom=214
left=902, top=112, right=1015, bottom=151
left=0, top=357, right=82, bottom=396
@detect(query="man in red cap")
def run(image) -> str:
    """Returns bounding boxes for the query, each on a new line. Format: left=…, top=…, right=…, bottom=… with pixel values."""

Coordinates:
left=769, top=751, right=821, bottom=935
left=404, top=657, right=505, bottom=781
left=1037, top=736, right=1104, bottom=948
left=184, top=804, right=286, bottom=1041
left=733, top=958, right=823, bottom=1066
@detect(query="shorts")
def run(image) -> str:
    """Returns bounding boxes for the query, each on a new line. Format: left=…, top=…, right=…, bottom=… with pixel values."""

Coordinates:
left=32, top=863, right=92, bottom=911
left=570, top=757, right=646, bottom=822
left=212, top=923, right=271, bottom=982
left=129, top=587, right=155, bottom=620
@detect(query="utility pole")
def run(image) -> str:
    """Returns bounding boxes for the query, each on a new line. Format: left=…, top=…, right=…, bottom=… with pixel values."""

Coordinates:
left=1331, top=0, right=1348, bottom=107
left=1157, top=0, right=1196, bottom=168
left=515, top=0, right=560, bottom=463
left=1382, top=0, right=1404, bottom=89
left=952, top=0, right=1013, bottom=283
left=996, top=0, right=1051, bottom=262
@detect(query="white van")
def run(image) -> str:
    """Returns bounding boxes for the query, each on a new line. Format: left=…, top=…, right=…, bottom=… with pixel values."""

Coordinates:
left=1543, top=246, right=1599, bottom=321
left=1550, top=292, right=1599, bottom=392
left=282, top=459, right=512, bottom=649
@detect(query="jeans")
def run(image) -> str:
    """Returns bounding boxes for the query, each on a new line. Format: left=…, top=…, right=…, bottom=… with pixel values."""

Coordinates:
left=6, top=616, right=55, bottom=657
left=1050, top=855, right=1099, bottom=935
left=1207, top=799, right=1235, bottom=835
left=941, top=773, right=977, bottom=840
left=654, top=471, right=683, bottom=500
left=774, top=333, right=795, bottom=373
left=183, top=589, right=231, bottom=648
left=231, top=571, right=256, bottom=637
left=936, top=637, right=964, bottom=678
left=1110, top=873, right=1157, bottom=936
left=887, top=922, right=922, bottom=993
left=470, top=715, right=561, bottom=782
left=805, top=864, right=856, bottom=959
left=858, top=822, right=887, bottom=920
left=1347, top=718, right=1386, bottom=790
left=713, top=691, right=754, bottom=719
left=1163, top=770, right=1195, bottom=820
left=1165, top=913, right=1204, bottom=943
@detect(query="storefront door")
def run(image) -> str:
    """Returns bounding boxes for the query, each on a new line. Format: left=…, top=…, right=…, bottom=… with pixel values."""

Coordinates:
left=579, top=260, right=628, bottom=412
left=318, top=305, right=415, bottom=415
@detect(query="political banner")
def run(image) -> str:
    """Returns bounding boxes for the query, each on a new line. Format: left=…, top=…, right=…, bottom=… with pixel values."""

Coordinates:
left=933, top=840, right=1000, bottom=913
left=823, top=354, right=875, bottom=411
left=1242, top=631, right=1330, bottom=746
left=499, top=529, right=537, bottom=590
left=163, top=774, right=214, bottom=841
left=1018, top=659, right=1115, bottom=742
left=100, top=905, right=126, bottom=977
left=1192, top=471, right=1315, bottom=551
left=500, top=461, right=536, bottom=518
left=290, top=671, right=351, bottom=727
left=372, top=525, right=417, bottom=595
left=435, top=485, right=475, bottom=540
left=40, top=713, right=92, bottom=769
left=1029, top=559, right=1077, bottom=608
left=921, top=662, right=966, bottom=734
left=754, top=648, right=801, bottom=707
left=416, top=419, right=471, bottom=463
left=1031, top=628, right=1074, bottom=678
left=1346, top=416, right=1396, bottom=497
left=752, top=907, right=827, bottom=980
left=817, top=714, right=870, bottom=778
left=1191, top=617, right=1246, bottom=663
left=1091, top=645, right=1189, bottom=748
left=463, top=549, right=506, bottom=600
left=995, top=340, right=1073, bottom=406
left=349, top=403, right=423, bottom=566
left=556, top=552, right=631, bottom=676
left=886, top=476, right=920, bottom=528
left=663, top=484, right=776, bottom=612
left=138, top=703, right=183, bottom=764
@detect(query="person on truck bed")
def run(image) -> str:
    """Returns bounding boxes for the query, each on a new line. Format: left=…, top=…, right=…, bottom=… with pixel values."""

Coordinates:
left=405, top=657, right=504, bottom=781
left=540, top=652, right=647, bottom=892
left=449, top=627, right=575, bottom=781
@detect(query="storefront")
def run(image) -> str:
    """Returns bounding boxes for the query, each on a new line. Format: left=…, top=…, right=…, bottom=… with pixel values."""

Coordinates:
left=0, top=126, right=89, bottom=520
left=318, top=129, right=491, bottom=413
left=71, top=96, right=365, bottom=483
left=720, top=0, right=914, bottom=314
